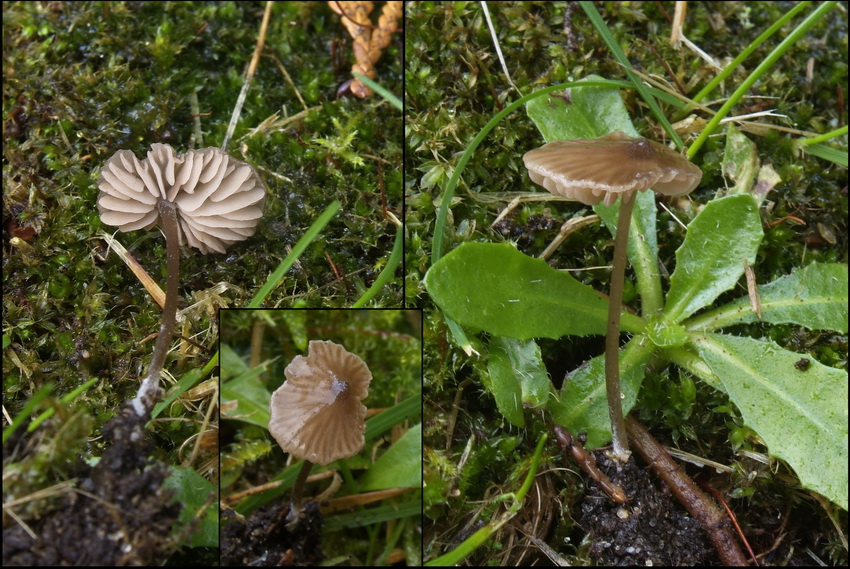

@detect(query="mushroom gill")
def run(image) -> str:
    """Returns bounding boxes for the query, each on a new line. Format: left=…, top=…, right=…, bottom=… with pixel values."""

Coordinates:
left=269, top=340, right=372, bottom=466
left=98, top=143, right=265, bottom=254
left=522, top=131, right=702, bottom=206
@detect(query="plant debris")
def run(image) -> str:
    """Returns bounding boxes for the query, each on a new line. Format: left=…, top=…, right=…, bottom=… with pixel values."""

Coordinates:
left=221, top=500, right=324, bottom=566
left=578, top=450, right=717, bottom=566
left=329, top=1, right=402, bottom=97
left=3, top=405, right=182, bottom=566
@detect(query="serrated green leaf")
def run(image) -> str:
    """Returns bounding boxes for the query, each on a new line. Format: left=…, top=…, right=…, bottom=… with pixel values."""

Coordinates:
left=666, top=195, right=763, bottom=322
left=525, top=76, right=636, bottom=141
left=722, top=125, right=760, bottom=198
left=645, top=316, right=689, bottom=348
left=496, top=337, right=550, bottom=408
left=423, top=242, right=645, bottom=340
left=548, top=336, right=655, bottom=448
left=485, top=346, right=525, bottom=427
left=689, top=263, right=849, bottom=333
left=694, top=333, right=848, bottom=510
left=485, top=338, right=550, bottom=427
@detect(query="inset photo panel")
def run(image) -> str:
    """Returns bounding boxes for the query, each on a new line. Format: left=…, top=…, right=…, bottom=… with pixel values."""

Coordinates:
left=220, top=309, right=422, bottom=565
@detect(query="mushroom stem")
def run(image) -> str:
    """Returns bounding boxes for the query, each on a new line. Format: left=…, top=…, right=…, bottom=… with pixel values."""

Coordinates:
left=285, top=460, right=314, bottom=530
left=131, top=200, right=180, bottom=416
left=604, top=191, right=635, bottom=463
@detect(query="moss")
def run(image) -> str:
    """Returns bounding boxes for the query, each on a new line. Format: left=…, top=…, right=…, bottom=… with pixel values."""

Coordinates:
left=3, top=0, right=400, bottom=560
left=409, top=1, right=847, bottom=564
left=4, top=0, right=400, bottom=403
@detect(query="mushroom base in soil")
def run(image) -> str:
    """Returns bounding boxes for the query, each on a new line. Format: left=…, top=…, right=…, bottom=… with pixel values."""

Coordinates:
left=268, top=340, right=373, bottom=530
left=523, top=132, right=702, bottom=464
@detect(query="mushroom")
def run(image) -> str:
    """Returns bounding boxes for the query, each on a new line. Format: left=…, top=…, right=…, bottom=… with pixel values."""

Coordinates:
left=99, top=144, right=266, bottom=254
left=522, top=131, right=701, bottom=207
left=98, top=143, right=265, bottom=415
left=268, top=340, right=372, bottom=528
left=523, top=132, right=702, bottom=462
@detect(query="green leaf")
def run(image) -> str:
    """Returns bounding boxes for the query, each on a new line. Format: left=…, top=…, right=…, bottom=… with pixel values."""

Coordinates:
left=665, top=195, right=763, bottom=322
left=721, top=125, right=760, bottom=198
left=645, top=316, right=689, bottom=348
left=693, top=333, right=848, bottom=510
left=220, top=343, right=249, bottom=379
left=165, top=466, right=218, bottom=548
left=221, top=359, right=275, bottom=429
left=423, top=242, right=645, bottom=340
left=688, top=263, right=849, bottom=333
left=548, top=336, right=655, bottom=448
left=484, top=347, right=524, bottom=428
left=360, top=423, right=422, bottom=491
left=485, top=338, right=550, bottom=427
left=493, top=337, right=550, bottom=408
left=324, top=499, right=423, bottom=531
left=280, top=310, right=308, bottom=351
left=525, top=75, right=636, bottom=141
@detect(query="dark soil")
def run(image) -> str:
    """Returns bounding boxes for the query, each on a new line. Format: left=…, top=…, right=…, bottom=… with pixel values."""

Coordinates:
left=221, top=500, right=324, bottom=566
left=578, top=450, right=718, bottom=566
left=2, top=405, right=182, bottom=566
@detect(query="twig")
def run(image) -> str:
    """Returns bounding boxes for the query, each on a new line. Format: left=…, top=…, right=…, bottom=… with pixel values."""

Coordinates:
left=625, top=416, right=748, bottom=566
left=553, top=424, right=627, bottom=504
left=700, top=481, right=760, bottom=566
left=263, top=52, right=308, bottom=111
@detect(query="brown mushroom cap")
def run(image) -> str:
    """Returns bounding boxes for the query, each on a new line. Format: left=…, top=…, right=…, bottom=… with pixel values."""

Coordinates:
left=98, top=143, right=265, bottom=254
left=268, top=340, right=372, bottom=466
left=522, top=132, right=702, bottom=206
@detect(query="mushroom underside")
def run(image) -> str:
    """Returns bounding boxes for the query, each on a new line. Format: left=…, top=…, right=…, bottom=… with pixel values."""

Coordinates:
left=268, top=340, right=372, bottom=466
left=98, top=143, right=266, bottom=254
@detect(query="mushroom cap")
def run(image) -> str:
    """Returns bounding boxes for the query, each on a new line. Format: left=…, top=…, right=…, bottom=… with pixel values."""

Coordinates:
left=522, top=132, right=702, bottom=206
left=98, top=143, right=265, bottom=254
left=268, top=340, right=372, bottom=466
